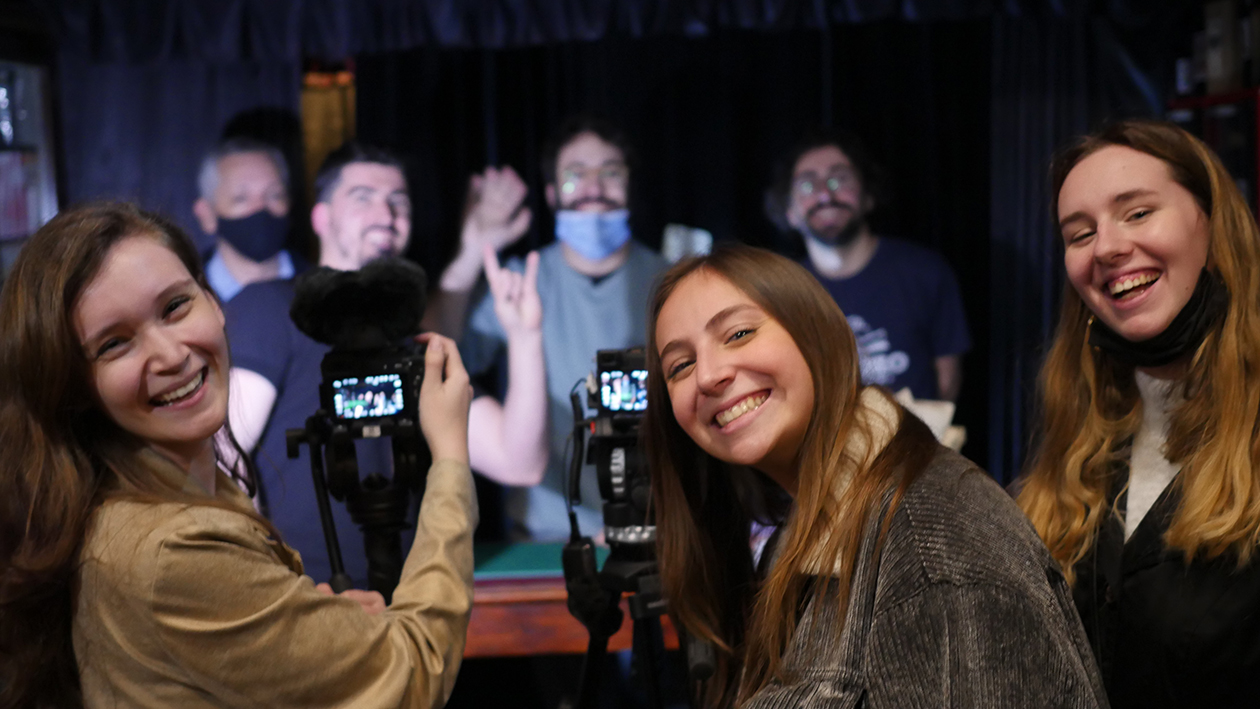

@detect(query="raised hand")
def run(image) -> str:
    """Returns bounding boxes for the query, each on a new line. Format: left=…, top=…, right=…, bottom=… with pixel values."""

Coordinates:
left=464, top=166, right=531, bottom=254
left=485, top=247, right=542, bottom=338
left=315, top=583, right=387, bottom=615
left=440, top=166, right=532, bottom=294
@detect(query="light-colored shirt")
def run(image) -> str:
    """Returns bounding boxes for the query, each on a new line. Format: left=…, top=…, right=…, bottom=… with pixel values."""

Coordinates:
left=1126, top=370, right=1182, bottom=541
left=205, top=248, right=295, bottom=302
left=461, top=240, right=667, bottom=540
left=73, top=457, right=476, bottom=708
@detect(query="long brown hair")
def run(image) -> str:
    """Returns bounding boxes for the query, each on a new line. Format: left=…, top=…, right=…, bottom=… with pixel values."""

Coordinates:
left=0, top=202, right=267, bottom=708
left=1018, top=120, right=1260, bottom=584
left=643, top=245, right=937, bottom=707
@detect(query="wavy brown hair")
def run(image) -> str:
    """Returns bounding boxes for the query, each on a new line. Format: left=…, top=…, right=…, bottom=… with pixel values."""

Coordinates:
left=643, top=245, right=937, bottom=707
left=1018, top=120, right=1260, bottom=585
left=0, top=202, right=268, bottom=708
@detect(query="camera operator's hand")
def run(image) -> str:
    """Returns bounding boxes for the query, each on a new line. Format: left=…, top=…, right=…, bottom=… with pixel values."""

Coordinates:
left=440, top=166, right=532, bottom=293
left=486, top=247, right=542, bottom=337
left=315, top=583, right=386, bottom=616
left=415, top=334, right=473, bottom=465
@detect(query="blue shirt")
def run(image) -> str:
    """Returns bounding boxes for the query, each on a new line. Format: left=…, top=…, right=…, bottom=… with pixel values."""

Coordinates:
left=206, top=248, right=296, bottom=303
left=803, top=237, right=970, bottom=400
left=225, top=279, right=401, bottom=586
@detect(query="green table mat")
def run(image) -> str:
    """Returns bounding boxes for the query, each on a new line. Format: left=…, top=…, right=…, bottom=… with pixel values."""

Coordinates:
left=473, top=542, right=609, bottom=581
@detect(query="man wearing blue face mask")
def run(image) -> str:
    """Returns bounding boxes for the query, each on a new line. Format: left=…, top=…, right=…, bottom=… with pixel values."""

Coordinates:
left=436, top=116, right=667, bottom=541
left=193, top=137, right=303, bottom=302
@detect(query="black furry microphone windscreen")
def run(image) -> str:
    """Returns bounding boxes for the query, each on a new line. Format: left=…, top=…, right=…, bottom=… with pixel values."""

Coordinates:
left=290, top=258, right=428, bottom=349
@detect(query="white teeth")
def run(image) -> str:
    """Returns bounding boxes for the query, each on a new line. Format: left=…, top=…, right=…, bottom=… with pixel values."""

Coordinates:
left=155, top=371, right=204, bottom=405
left=715, top=393, right=768, bottom=427
left=1109, top=272, right=1158, bottom=296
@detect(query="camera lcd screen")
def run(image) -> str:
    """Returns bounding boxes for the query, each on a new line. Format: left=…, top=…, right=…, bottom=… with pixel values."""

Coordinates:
left=331, top=374, right=406, bottom=420
left=600, top=369, right=648, bottom=412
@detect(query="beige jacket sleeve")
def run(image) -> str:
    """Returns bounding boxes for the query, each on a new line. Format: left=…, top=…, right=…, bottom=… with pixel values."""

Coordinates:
left=146, top=458, right=476, bottom=708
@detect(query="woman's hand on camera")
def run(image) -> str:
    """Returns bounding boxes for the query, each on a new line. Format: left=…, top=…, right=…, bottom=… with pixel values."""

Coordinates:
left=414, top=333, right=472, bottom=464
left=315, top=583, right=386, bottom=616
left=485, top=246, right=542, bottom=338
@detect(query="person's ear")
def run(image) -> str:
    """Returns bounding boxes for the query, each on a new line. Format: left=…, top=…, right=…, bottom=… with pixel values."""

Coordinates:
left=311, top=202, right=330, bottom=241
left=545, top=183, right=557, bottom=211
left=193, top=198, right=218, bottom=236
left=786, top=201, right=806, bottom=231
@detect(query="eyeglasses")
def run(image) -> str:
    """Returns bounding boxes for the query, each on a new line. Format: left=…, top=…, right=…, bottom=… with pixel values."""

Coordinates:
left=560, top=163, right=629, bottom=195
left=792, top=168, right=859, bottom=199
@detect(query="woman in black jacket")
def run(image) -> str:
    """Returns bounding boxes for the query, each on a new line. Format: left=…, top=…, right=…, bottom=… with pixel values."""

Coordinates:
left=1019, top=119, right=1260, bottom=708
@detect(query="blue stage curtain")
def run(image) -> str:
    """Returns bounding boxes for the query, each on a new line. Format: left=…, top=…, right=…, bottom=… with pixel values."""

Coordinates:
left=55, top=54, right=301, bottom=250
left=39, top=0, right=1071, bottom=60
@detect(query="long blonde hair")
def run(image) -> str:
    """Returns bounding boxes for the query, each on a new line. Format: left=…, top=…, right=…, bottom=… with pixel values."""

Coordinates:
left=643, top=246, right=938, bottom=707
left=1018, top=120, right=1260, bottom=584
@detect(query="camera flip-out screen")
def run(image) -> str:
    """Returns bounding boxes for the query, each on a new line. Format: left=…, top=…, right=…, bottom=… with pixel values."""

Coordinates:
left=331, top=373, right=406, bottom=420
left=600, top=369, right=648, bottom=412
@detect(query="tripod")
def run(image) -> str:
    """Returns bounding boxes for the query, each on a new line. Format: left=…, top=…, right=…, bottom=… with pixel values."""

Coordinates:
left=563, top=536, right=670, bottom=709
left=286, top=410, right=428, bottom=601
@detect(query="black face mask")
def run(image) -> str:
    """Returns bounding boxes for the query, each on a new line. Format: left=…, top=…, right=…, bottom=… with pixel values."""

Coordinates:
left=216, top=210, right=290, bottom=262
left=1088, top=269, right=1229, bottom=368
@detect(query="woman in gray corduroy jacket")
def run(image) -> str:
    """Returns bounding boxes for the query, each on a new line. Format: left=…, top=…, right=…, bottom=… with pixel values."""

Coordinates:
left=643, top=245, right=1108, bottom=709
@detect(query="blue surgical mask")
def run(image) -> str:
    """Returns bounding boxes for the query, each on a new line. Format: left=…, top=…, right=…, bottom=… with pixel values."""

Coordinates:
left=554, top=209, right=631, bottom=261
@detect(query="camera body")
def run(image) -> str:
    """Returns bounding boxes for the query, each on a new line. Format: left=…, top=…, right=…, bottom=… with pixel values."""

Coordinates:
left=320, top=345, right=425, bottom=438
left=588, top=348, right=653, bottom=547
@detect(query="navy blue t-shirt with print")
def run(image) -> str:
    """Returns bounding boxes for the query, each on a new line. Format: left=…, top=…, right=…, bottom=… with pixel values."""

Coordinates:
left=803, top=237, right=970, bottom=400
left=225, top=279, right=404, bottom=588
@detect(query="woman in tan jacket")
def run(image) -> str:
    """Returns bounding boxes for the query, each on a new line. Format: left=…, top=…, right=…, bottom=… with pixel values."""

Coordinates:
left=0, top=202, right=477, bottom=708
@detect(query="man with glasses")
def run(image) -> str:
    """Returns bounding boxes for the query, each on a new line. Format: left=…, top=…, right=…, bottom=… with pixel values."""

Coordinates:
left=435, top=116, right=666, bottom=541
left=768, top=129, right=970, bottom=402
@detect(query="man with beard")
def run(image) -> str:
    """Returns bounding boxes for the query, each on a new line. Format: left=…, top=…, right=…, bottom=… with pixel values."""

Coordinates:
left=225, top=141, right=548, bottom=585
left=769, top=130, right=970, bottom=401
left=433, top=116, right=667, bottom=541
left=193, top=137, right=302, bottom=302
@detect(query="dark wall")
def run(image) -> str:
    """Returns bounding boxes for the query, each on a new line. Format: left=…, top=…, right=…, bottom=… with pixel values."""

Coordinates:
left=356, top=21, right=992, bottom=465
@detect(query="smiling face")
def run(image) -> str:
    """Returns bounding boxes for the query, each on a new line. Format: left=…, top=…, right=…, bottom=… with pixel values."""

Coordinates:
left=74, top=235, right=229, bottom=467
left=313, top=162, right=412, bottom=270
left=1058, top=145, right=1211, bottom=342
left=547, top=131, right=629, bottom=213
left=786, top=144, right=869, bottom=245
left=655, top=270, right=815, bottom=489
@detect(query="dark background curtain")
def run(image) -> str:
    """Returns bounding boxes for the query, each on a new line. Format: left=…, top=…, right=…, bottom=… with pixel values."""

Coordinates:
left=356, top=21, right=994, bottom=464
left=36, top=0, right=1197, bottom=480
left=56, top=55, right=301, bottom=249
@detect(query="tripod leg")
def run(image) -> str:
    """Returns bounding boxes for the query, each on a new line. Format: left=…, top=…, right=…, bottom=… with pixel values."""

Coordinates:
left=572, top=593, right=622, bottom=709
left=631, top=617, right=666, bottom=709
left=305, top=430, right=352, bottom=592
